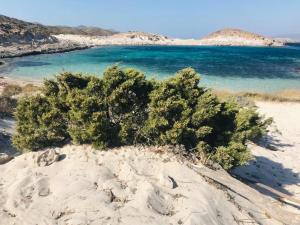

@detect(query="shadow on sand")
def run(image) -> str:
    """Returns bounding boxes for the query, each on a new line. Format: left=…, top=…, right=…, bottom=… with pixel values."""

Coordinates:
left=233, top=155, right=300, bottom=209
left=257, top=133, right=294, bottom=151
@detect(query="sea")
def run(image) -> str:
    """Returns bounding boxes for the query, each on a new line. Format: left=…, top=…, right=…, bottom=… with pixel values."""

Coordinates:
left=1, top=44, right=300, bottom=93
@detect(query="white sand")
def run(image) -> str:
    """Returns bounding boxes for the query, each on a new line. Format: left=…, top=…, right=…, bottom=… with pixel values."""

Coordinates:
left=0, top=146, right=246, bottom=225
left=1, top=144, right=297, bottom=225
left=234, top=101, right=300, bottom=213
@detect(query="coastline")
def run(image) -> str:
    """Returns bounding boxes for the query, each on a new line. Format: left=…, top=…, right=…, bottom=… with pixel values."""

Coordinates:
left=0, top=31, right=285, bottom=59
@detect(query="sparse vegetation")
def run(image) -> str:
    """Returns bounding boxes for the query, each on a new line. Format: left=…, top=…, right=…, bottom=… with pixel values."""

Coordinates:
left=0, top=83, right=40, bottom=118
left=12, top=66, right=271, bottom=169
left=2, top=84, right=22, bottom=97
left=0, top=96, right=17, bottom=118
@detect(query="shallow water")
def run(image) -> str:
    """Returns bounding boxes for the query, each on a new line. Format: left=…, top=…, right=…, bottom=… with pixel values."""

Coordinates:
left=1, top=44, right=300, bottom=92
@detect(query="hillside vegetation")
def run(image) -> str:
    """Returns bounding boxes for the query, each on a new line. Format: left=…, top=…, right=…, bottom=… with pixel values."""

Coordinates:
left=12, top=66, right=271, bottom=170
left=47, top=25, right=117, bottom=36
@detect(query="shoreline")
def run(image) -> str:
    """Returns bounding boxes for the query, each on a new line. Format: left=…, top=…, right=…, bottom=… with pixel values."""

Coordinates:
left=0, top=31, right=287, bottom=59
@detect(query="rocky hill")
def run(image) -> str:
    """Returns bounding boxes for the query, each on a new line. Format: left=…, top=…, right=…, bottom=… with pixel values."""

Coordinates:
left=199, top=28, right=284, bottom=46
left=0, top=15, right=56, bottom=45
left=0, top=15, right=116, bottom=46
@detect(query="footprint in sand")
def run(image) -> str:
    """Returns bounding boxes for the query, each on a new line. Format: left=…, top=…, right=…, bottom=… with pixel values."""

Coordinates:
left=36, top=178, right=50, bottom=197
left=147, top=188, right=175, bottom=216
left=9, top=176, right=51, bottom=209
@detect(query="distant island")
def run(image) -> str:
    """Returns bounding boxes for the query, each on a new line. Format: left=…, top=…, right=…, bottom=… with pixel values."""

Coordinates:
left=0, top=14, right=284, bottom=58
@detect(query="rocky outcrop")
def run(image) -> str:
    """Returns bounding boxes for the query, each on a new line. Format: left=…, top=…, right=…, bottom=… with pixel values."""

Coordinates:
left=199, top=28, right=284, bottom=46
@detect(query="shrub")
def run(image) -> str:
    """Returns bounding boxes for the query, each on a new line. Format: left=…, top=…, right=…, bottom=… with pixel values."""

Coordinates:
left=143, top=68, right=203, bottom=148
left=66, top=85, right=112, bottom=149
left=13, top=66, right=270, bottom=169
left=102, top=66, right=154, bottom=144
left=212, top=143, right=252, bottom=170
left=13, top=95, right=68, bottom=151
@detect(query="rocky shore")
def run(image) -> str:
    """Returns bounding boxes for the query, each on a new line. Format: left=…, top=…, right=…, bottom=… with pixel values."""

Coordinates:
left=0, top=41, right=89, bottom=58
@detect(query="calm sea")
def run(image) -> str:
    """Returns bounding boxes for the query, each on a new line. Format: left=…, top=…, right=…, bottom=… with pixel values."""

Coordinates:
left=1, top=44, right=300, bottom=92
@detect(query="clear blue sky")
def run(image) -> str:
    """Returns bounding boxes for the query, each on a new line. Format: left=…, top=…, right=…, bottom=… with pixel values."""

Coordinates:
left=0, top=0, right=299, bottom=38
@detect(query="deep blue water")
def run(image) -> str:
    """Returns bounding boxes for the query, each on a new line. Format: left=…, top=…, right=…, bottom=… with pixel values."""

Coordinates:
left=1, top=44, right=300, bottom=92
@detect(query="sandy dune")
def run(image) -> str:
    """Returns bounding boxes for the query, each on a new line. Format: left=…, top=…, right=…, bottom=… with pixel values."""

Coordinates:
left=0, top=146, right=254, bottom=225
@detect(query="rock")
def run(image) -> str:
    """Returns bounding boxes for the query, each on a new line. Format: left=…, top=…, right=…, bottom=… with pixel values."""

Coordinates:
left=36, top=149, right=60, bottom=167
left=0, top=41, right=88, bottom=58
left=158, top=173, right=178, bottom=189
left=0, top=153, right=13, bottom=164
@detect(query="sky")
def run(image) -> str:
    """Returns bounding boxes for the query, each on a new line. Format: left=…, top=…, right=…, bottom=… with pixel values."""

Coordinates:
left=0, top=0, right=299, bottom=38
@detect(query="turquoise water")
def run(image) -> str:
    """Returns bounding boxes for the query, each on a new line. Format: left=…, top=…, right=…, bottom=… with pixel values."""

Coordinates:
left=1, top=44, right=300, bottom=92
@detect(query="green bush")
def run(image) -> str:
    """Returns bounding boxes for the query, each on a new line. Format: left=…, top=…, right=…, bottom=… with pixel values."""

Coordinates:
left=13, top=95, right=68, bottom=151
left=13, top=66, right=271, bottom=169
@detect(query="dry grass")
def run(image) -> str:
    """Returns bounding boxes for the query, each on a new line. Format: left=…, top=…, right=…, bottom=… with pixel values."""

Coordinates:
left=1, top=83, right=40, bottom=97
left=0, top=84, right=40, bottom=117
left=2, top=84, right=22, bottom=97
left=213, top=89, right=300, bottom=103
